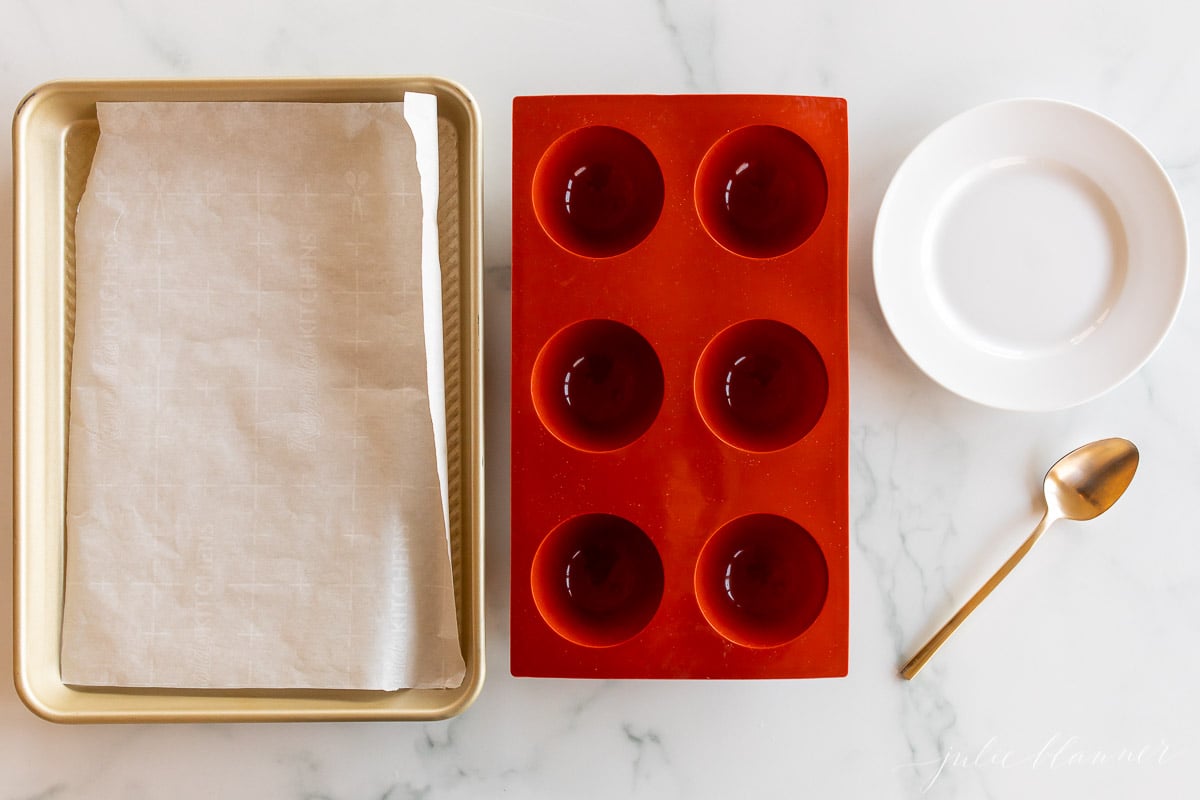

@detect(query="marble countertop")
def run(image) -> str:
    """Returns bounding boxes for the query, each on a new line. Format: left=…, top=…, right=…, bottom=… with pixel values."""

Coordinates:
left=3, top=1, right=1199, bottom=797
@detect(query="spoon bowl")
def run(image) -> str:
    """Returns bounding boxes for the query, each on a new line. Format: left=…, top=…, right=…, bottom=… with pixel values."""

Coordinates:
left=1046, top=438, right=1140, bottom=521
left=900, top=437, right=1139, bottom=679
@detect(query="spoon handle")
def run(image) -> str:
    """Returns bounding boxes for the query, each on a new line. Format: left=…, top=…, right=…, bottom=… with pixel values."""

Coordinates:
left=900, top=512, right=1054, bottom=680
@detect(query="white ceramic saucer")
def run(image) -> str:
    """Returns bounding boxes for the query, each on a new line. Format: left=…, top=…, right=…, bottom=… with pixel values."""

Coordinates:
left=874, top=98, right=1187, bottom=411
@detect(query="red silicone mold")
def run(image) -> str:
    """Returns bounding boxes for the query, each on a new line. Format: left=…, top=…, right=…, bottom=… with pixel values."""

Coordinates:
left=511, top=95, right=849, bottom=679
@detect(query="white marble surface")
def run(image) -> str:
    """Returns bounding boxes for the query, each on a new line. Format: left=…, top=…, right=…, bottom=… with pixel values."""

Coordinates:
left=3, top=1, right=1200, bottom=797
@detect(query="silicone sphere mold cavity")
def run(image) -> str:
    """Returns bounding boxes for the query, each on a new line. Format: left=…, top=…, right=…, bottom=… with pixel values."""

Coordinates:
left=533, top=319, right=665, bottom=452
left=696, top=125, right=828, bottom=258
left=695, top=319, right=828, bottom=452
left=533, top=125, right=665, bottom=258
left=532, top=514, right=665, bottom=648
left=695, top=514, right=829, bottom=648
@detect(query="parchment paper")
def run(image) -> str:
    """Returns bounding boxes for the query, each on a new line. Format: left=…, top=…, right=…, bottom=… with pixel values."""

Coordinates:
left=61, top=98, right=465, bottom=690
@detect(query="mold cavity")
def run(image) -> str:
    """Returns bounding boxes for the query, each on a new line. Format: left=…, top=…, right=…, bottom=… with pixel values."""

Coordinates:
left=696, top=125, right=828, bottom=258
left=695, top=514, right=828, bottom=648
left=532, top=319, right=664, bottom=452
left=533, top=126, right=664, bottom=258
left=532, top=514, right=665, bottom=648
left=695, top=319, right=827, bottom=452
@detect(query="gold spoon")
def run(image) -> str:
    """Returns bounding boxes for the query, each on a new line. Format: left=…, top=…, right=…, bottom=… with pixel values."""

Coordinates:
left=900, top=437, right=1139, bottom=680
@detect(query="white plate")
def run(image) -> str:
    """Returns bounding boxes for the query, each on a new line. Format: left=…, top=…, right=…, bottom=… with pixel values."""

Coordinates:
left=874, top=98, right=1187, bottom=411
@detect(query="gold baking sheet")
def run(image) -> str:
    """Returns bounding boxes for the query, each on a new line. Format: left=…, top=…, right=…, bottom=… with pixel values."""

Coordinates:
left=13, top=77, right=484, bottom=722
